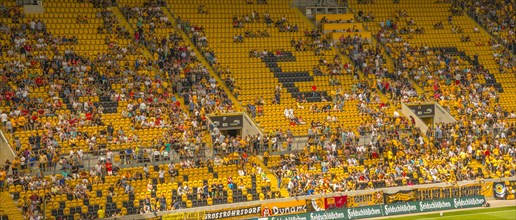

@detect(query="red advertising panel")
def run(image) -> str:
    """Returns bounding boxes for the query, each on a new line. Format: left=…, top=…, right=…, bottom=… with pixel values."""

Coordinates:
left=325, top=195, right=347, bottom=210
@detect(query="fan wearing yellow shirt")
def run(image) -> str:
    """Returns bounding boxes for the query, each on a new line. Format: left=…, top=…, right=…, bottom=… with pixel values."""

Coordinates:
left=0, top=168, right=6, bottom=191
left=97, top=206, right=105, bottom=219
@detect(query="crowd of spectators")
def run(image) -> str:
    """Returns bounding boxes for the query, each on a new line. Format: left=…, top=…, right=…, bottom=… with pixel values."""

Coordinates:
left=337, top=34, right=418, bottom=103
left=120, top=2, right=172, bottom=46
left=384, top=27, right=504, bottom=111
left=2, top=151, right=266, bottom=218
left=273, top=76, right=515, bottom=196
left=0, top=0, right=515, bottom=219
left=456, top=0, right=515, bottom=52
left=97, top=9, right=130, bottom=39
left=210, top=125, right=266, bottom=156
left=264, top=0, right=516, bottom=197
left=447, top=0, right=515, bottom=71
left=233, top=29, right=270, bottom=43
left=274, top=117, right=515, bottom=196
left=0, top=3, right=248, bottom=219
left=290, top=29, right=333, bottom=55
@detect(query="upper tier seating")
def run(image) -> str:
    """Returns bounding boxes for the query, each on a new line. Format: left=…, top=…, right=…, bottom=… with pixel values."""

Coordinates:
left=460, top=0, right=515, bottom=54
left=168, top=0, right=377, bottom=136
left=349, top=0, right=516, bottom=121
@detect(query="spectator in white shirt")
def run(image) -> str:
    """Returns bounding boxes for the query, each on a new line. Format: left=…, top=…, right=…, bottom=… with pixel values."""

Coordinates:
left=0, top=112, right=8, bottom=127
left=158, top=169, right=165, bottom=184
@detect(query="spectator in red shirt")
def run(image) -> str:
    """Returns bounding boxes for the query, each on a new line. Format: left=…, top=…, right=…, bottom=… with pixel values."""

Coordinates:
left=105, top=160, right=113, bottom=176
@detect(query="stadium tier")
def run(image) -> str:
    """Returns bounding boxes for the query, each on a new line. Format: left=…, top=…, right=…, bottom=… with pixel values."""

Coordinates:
left=168, top=0, right=382, bottom=136
left=0, top=0, right=514, bottom=219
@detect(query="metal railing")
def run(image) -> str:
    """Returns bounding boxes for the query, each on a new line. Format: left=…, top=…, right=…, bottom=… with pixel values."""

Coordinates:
left=16, top=0, right=42, bottom=5
left=4, top=144, right=213, bottom=177
left=295, top=0, right=347, bottom=7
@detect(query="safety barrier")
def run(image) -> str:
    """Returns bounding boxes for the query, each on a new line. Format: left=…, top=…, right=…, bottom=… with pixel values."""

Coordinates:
left=139, top=178, right=515, bottom=220
left=256, top=195, right=486, bottom=220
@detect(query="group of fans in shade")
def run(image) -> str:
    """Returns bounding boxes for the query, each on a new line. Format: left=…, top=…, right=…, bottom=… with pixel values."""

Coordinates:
left=0, top=0, right=515, bottom=219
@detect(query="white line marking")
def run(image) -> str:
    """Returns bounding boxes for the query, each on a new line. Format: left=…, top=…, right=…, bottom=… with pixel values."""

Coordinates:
left=409, top=210, right=516, bottom=220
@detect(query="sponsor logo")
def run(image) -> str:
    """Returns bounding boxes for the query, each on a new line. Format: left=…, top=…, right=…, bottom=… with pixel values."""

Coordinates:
left=453, top=197, right=485, bottom=208
left=494, top=183, right=506, bottom=198
left=347, top=207, right=382, bottom=219
left=419, top=200, right=452, bottom=212
left=204, top=206, right=260, bottom=220
left=310, top=211, right=346, bottom=220
left=383, top=203, right=418, bottom=216
left=270, top=205, right=307, bottom=216
left=311, top=199, right=324, bottom=211
left=260, top=196, right=486, bottom=220
left=271, top=216, right=307, bottom=220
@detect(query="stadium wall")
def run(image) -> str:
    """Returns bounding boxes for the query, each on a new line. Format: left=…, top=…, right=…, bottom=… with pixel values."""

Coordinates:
left=434, top=103, right=457, bottom=124
left=0, top=130, right=15, bottom=164
left=242, top=113, right=264, bottom=138
left=115, top=177, right=516, bottom=220
left=401, top=103, right=430, bottom=133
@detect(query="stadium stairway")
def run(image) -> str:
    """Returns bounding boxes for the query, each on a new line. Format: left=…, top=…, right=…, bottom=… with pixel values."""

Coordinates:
left=302, top=10, right=398, bottom=113
left=347, top=9, right=425, bottom=100
left=112, top=7, right=154, bottom=59
left=157, top=8, right=191, bottom=110
left=368, top=36, right=396, bottom=77
left=167, top=0, right=377, bottom=135
left=0, top=192, right=24, bottom=220
left=348, top=0, right=516, bottom=111
left=256, top=157, right=289, bottom=198
left=378, top=42, right=395, bottom=72
left=464, top=12, right=516, bottom=115
left=349, top=0, right=495, bottom=75
left=294, top=7, right=357, bottom=76
left=162, top=7, right=244, bottom=112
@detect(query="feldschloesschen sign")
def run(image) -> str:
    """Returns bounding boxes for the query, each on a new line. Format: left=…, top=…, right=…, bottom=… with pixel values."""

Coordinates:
left=252, top=195, right=486, bottom=220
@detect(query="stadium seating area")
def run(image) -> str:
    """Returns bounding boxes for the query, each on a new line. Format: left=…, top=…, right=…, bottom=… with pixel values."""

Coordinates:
left=7, top=156, right=271, bottom=218
left=0, top=0, right=514, bottom=219
left=0, top=0, right=245, bottom=218
left=461, top=0, right=515, bottom=53
left=349, top=0, right=516, bottom=116
left=168, top=0, right=382, bottom=136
